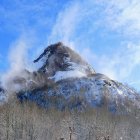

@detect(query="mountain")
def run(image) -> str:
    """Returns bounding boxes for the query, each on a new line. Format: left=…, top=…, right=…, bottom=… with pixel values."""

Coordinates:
left=17, top=42, right=140, bottom=114
left=0, top=42, right=140, bottom=140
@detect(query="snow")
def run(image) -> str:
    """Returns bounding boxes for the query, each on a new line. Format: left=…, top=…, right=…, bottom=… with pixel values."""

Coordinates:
left=49, top=70, right=86, bottom=82
left=48, top=58, right=95, bottom=82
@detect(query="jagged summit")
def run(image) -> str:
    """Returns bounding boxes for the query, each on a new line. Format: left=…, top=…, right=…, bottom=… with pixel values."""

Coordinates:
left=34, top=42, right=95, bottom=81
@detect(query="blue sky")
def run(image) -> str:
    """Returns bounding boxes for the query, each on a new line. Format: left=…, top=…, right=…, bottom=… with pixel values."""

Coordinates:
left=0, top=0, right=140, bottom=90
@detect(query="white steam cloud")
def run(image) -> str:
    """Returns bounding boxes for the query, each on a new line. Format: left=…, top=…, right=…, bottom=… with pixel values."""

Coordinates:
left=1, top=35, right=51, bottom=97
left=1, top=36, right=34, bottom=93
left=9, top=38, right=29, bottom=71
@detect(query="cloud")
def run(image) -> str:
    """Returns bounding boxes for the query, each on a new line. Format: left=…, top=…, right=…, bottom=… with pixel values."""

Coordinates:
left=96, top=42, right=140, bottom=80
left=1, top=35, right=35, bottom=92
left=8, top=37, right=29, bottom=71
left=102, top=0, right=140, bottom=36
left=48, top=0, right=104, bottom=52
left=48, top=0, right=140, bottom=89
left=48, top=1, right=81, bottom=45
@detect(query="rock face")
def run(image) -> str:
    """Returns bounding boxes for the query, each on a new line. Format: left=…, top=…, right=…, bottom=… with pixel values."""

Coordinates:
left=33, top=42, right=95, bottom=81
left=0, top=42, right=140, bottom=140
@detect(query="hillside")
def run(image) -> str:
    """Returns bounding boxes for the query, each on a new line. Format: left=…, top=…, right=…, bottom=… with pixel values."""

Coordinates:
left=0, top=42, right=140, bottom=140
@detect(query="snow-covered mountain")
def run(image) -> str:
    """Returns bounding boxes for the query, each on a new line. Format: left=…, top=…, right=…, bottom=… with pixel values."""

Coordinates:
left=15, top=42, right=140, bottom=116
left=1, top=42, right=140, bottom=140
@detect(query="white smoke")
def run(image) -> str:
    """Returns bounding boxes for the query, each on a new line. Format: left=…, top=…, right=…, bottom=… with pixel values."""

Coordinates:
left=1, top=37, right=33, bottom=93
left=1, top=36, right=53, bottom=96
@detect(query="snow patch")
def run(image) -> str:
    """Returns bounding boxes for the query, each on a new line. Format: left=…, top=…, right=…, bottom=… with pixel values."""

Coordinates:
left=116, top=88, right=124, bottom=95
left=49, top=70, right=86, bottom=82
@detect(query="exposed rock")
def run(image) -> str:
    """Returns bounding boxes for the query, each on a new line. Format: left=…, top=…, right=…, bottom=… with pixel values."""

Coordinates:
left=34, top=42, right=95, bottom=78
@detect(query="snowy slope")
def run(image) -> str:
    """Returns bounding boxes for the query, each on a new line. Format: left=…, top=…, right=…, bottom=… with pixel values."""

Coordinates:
left=17, top=73, right=140, bottom=115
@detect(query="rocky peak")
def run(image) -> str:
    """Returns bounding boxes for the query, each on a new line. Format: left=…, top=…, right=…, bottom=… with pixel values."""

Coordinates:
left=34, top=42, right=95, bottom=81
